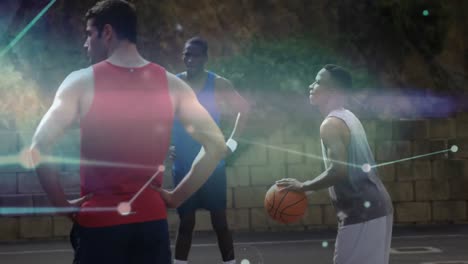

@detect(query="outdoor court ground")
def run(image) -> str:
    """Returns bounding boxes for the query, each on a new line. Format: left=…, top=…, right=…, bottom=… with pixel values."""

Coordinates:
left=0, top=225, right=467, bottom=264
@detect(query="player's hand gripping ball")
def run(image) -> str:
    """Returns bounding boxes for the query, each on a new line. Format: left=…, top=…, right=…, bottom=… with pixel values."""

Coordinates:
left=264, top=184, right=308, bottom=224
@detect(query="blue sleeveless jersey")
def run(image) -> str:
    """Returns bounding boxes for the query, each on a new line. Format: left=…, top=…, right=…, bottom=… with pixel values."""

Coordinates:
left=172, top=72, right=225, bottom=178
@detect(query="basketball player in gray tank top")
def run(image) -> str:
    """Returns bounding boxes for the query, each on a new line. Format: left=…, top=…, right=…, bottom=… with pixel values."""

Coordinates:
left=276, top=64, right=393, bottom=264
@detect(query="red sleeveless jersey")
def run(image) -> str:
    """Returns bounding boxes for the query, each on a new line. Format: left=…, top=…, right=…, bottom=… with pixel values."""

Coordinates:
left=76, top=61, right=173, bottom=227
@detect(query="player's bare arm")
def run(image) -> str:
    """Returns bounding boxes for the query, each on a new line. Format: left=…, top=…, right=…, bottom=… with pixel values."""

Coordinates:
left=156, top=72, right=228, bottom=208
left=215, top=77, right=250, bottom=138
left=276, top=117, right=349, bottom=192
left=30, top=68, right=93, bottom=213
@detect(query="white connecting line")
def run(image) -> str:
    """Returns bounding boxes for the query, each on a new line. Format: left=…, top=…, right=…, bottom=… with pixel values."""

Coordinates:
left=116, top=165, right=165, bottom=216
left=117, top=112, right=241, bottom=216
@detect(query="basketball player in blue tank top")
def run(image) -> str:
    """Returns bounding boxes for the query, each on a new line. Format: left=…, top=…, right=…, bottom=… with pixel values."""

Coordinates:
left=171, top=37, right=250, bottom=264
left=277, top=65, right=393, bottom=264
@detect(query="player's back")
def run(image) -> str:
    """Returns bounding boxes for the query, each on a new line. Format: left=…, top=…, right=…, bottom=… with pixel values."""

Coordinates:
left=76, top=61, right=173, bottom=227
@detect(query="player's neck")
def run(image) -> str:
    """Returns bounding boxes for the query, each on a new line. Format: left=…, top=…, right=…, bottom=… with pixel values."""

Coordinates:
left=319, top=101, right=345, bottom=117
left=107, top=42, right=148, bottom=68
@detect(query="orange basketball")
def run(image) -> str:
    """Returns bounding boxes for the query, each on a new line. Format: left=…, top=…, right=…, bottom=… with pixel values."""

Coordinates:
left=264, top=184, right=308, bottom=224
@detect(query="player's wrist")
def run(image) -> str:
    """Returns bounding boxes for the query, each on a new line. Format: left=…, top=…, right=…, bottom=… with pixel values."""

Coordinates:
left=169, top=189, right=183, bottom=208
left=298, top=183, right=304, bottom=192
left=299, top=182, right=308, bottom=192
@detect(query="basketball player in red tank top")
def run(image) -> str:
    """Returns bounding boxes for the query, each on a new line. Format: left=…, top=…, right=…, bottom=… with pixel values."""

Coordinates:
left=28, top=1, right=227, bottom=263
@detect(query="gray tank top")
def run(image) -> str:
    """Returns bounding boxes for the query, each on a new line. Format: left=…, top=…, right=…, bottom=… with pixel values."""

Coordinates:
left=322, top=108, right=393, bottom=226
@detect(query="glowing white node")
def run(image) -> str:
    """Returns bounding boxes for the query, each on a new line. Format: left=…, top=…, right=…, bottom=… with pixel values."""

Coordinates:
left=240, top=259, right=250, bottom=264
left=361, top=163, right=371, bottom=173
left=158, top=165, right=165, bottom=172
left=337, top=211, right=348, bottom=220
left=175, top=23, right=183, bottom=31
left=117, top=202, right=132, bottom=216
left=364, top=201, right=371, bottom=208
left=451, top=145, right=459, bottom=153
left=322, top=241, right=329, bottom=248
left=186, top=125, right=194, bottom=134
left=19, top=148, right=42, bottom=169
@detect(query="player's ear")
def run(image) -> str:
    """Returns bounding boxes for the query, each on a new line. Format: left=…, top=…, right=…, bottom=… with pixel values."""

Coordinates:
left=102, top=24, right=113, bottom=41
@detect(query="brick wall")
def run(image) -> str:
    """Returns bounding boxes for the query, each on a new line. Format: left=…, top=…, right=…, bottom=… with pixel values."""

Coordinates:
left=1, top=113, right=468, bottom=241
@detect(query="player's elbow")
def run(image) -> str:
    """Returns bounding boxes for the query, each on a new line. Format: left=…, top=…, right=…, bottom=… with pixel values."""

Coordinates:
left=30, top=138, right=51, bottom=155
left=205, top=137, right=228, bottom=160
left=215, top=139, right=229, bottom=159
left=241, top=100, right=252, bottom=115
left=330, top=163, right=347, bottom=181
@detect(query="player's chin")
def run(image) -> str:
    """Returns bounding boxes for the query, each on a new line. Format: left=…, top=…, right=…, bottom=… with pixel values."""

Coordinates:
left=309, top=97, right=317, bottom=105
left=186, top=67, right=198, bottom=74
left=89, top=55, right=99, bottom=65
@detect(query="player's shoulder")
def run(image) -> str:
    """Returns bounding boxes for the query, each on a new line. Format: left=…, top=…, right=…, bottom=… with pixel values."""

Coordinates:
left=213, top=73, right=230, bottom=83
left=166, top=71, right=190, bottom=92
left=57, top=66, right=93, bottom=96
left=166, top=70, right=181, bottom=82
left=212, top=73, right=233, bottom=89
left=169, top=71, right=187, bottom=81
left=320, top=116, right=348, bottom=136
left=66, top=66, right=93, bottom=82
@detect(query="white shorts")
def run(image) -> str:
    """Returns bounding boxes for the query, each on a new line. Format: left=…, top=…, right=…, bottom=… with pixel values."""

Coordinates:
left=334, top=214, right=393, bottom=264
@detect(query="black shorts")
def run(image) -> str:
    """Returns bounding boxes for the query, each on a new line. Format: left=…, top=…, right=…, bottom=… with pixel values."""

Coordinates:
left=173, top=167, right=227, bottom=215
left=70, top=219, right=171, bottom=264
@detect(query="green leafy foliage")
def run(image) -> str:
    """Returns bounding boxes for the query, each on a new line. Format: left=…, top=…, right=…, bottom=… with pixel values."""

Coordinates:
left=0, top=59, right=46, bottom=130
left=209, top=35, right=376, bottom=96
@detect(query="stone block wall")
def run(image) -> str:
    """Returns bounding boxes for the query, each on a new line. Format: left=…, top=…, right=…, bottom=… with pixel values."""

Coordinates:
left=1, top=113, right=468, bottom=241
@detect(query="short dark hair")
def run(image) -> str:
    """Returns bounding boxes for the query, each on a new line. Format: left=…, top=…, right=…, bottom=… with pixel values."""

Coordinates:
left=186, top=37, right=208, bottom=56
left=323, top=64, right=353, bottom=91
left=85, top=0, right=137, bottom=44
